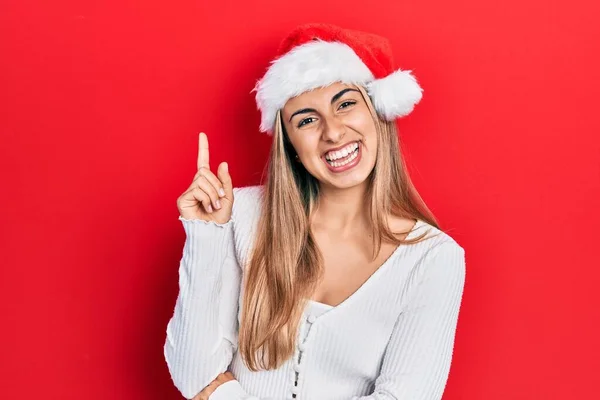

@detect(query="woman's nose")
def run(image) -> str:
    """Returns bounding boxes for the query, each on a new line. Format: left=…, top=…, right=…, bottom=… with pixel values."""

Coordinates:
left=321, top=116, right=346, bottom=142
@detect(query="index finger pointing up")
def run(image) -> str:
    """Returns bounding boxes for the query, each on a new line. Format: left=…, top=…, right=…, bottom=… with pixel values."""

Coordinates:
left=197, top=132, right=210, bottom=170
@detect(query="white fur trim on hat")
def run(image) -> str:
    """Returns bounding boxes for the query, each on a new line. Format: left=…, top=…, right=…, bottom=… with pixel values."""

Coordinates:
left=253, top=39, right=423, bottom=134
left=253, top=40, right=374, bottom=134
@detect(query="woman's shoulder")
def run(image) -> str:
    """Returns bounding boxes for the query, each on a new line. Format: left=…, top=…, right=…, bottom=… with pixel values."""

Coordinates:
left=397, top=218, right=466, bottom=276
left=406, top=219, right=466, bottom=282
left=409, top=218, right=464, bottom=251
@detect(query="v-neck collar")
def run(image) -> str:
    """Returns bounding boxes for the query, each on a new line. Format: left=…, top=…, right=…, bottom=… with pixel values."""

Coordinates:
left=303, top=219, right=428, bottom=322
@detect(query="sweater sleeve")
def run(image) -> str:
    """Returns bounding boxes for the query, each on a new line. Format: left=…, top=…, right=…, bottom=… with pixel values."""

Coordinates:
left=163, top=215, right=243, bottom=400
left=208, top=240, right=466, bottom=400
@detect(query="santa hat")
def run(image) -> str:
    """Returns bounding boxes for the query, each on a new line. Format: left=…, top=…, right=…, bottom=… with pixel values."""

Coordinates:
left=253, top=23, right=424, bottom=135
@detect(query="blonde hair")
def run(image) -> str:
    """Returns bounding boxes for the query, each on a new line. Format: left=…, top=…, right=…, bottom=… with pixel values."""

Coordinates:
left=238, top=84, right=441, bottom=371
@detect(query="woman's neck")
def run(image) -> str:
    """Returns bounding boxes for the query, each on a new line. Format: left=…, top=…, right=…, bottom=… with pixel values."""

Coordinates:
left=312, top=181, right=370, bottom=237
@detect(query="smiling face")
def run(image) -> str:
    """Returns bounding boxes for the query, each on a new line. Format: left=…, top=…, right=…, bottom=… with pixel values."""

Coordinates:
left=281, top=82, right=378, bottom=190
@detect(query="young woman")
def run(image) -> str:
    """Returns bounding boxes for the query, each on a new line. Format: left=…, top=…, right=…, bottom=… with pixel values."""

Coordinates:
left=165, top=23, right=466, bottom=400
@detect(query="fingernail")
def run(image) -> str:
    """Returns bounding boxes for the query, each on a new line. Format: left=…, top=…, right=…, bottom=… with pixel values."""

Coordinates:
left=207, top=205, right=213, bottom=213
left=215, top=200, right=221, bottom=209
left=218, top=188, right=225, bottom=197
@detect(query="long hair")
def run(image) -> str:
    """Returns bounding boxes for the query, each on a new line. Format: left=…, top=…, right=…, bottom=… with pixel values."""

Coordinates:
left=238, top=84, right=441, bottom=371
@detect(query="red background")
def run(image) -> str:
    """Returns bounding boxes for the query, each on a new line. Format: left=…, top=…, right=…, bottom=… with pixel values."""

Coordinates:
left=1, top=0, right=599, bottom=399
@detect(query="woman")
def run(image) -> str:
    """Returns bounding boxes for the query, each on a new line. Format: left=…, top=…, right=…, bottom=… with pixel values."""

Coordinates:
left=165, top=23, right=466, bottom=400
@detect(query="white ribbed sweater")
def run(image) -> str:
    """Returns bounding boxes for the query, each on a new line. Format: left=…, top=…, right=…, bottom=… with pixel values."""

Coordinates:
left=164, top=185, right=466, bottom=400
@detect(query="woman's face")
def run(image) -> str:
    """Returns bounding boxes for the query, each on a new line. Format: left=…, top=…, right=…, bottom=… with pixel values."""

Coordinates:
left=281, top=82, right=378, bottom=190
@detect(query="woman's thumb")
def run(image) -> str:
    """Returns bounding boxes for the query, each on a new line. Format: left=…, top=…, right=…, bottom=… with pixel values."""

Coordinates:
left=217, top=162, right=233, bottom=198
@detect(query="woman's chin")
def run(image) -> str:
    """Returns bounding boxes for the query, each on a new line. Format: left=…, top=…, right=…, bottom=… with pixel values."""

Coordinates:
left=319, top=167, right=373, bottom=189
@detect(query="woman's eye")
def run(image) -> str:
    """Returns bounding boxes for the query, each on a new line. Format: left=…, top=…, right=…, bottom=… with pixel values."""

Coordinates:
left=339, top=101, right=356, bottom=109
left=298, top=117, right=315, bottom=128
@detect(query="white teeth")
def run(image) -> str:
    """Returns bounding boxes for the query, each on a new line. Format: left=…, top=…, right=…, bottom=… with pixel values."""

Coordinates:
left=325, top=142, right=359, bottom=161
left=326, top=145, right=359, bottom=168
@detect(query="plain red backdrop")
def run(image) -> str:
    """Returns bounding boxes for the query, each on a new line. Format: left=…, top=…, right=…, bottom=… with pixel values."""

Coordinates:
left=1, top=0, right=599, bottom=399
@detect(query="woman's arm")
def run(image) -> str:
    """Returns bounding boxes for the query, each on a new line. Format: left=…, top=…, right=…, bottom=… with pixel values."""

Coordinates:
left=205, top=240, right=466, bottom=400
left=163, top=215, right=243, bottom=400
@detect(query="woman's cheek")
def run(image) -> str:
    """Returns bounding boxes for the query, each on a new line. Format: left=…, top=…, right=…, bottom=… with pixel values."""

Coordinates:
left=345, top=109, right=372, bottom=132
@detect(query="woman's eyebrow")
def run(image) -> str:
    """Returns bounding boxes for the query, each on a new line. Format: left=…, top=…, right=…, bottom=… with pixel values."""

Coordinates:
left=288, top=88, right=360, bottom=122
left=331, top=88, right=359, bottom=104
left=289, top=108, right=316, bottom=122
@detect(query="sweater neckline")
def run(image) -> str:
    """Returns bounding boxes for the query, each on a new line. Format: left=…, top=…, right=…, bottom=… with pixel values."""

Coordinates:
left=304, top=219, right=427, bottom=321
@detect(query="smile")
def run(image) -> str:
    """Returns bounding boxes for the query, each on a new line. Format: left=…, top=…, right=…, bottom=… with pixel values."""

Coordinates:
left=322, top=141, right=362, bottom=172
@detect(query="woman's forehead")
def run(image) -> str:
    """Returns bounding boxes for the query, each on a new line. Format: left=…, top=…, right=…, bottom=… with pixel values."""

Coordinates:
left=283, top=83, right=360, bottom=109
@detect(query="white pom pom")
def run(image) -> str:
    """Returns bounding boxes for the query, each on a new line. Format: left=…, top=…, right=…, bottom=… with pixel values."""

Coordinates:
left=366, top=69, right=423, bottom=120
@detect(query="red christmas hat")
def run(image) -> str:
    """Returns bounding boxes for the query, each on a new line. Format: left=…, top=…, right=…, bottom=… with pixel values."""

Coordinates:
left=253, top=23, right=423, bottom=135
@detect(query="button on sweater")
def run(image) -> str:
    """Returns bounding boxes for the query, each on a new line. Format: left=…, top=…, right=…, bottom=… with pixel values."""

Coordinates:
left=164, top=185, right=466, bottom=400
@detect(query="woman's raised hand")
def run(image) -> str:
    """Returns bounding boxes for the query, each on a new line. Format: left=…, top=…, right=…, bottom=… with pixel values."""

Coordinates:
left=177, top=132, right=234, bottom=224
